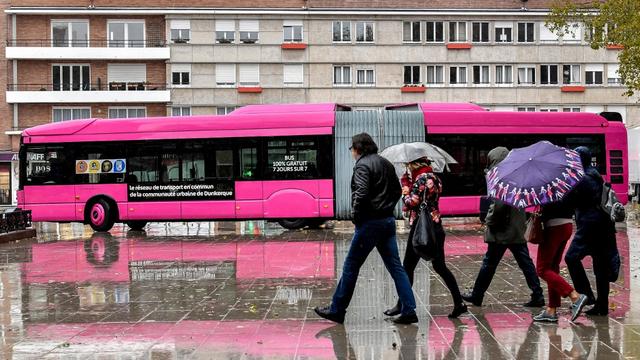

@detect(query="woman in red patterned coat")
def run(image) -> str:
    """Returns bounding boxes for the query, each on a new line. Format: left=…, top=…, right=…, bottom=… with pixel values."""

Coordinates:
left=384, top=157, right=468, bottom=319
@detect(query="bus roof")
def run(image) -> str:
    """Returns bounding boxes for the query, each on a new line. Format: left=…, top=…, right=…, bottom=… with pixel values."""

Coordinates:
left=425, top=110, right=610, bottom=130
left=385, top=102, right=486, bottom=112
left=230, top=102, right=351, bottom=114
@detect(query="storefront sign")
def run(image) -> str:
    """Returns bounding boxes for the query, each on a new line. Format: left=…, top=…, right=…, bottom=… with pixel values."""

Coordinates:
left=128, top=182, right=234, bottom=202
left=76, top=159, right=126, bottom=174
left=0, top=153, right=18, bottom=162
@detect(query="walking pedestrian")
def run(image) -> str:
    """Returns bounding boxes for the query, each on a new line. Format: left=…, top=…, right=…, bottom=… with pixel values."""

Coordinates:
left=383, top=157, right=467, bottom=318
left=564, top=146, right=616, bottom=316
left=461, top=147, right=545, bottom=307
left=533, top=200, right=588, bottom=323
left=314, top=133, right=418, bottom=324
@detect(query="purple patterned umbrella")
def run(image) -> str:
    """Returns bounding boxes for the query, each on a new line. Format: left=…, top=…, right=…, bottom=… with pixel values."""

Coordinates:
left=486, top=141, right=584, bottom=208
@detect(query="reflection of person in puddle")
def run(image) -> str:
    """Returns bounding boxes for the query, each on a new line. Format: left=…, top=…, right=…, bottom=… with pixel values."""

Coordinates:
left=472, top=314, right=512, bottom=360
left=442, top=319, right=465, bottom=360
left=84, top=232, right=120, bottom=266
left=543, top=324, right=597, bottom=359
left=315, top=325, right=357, bottom=359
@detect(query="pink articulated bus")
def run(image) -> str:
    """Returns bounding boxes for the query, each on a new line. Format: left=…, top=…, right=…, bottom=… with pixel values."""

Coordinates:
left=18, top=103, right=628, bottom=232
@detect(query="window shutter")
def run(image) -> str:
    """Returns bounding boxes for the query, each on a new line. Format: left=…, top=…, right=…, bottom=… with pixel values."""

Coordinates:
left=585, top=64, right=603, bottom=72
left=283, top=64, right=303, bottom=84
left=172, top=64, right=191, bottom=73
left=216, top=20, right=235, bottom=32
left=494, top=21, right=513, bottom=28
left=585, top=105, right=604, bottom=113
left=283, top=20, right=303, bottom=27
left=564, top=22, right=582, bottom=41
left=607, top=64, right=620, bottom=78
left=108, top=64, right=147, bottom=83
left=239, top=64, right=259, bottom=85
left=539, top=23, right=559, bottom=41
left=239, top=20, right=259, bottom=32
left=170, top=20, right=190, bottom=30
left=216, top=64, right=236, bottom=84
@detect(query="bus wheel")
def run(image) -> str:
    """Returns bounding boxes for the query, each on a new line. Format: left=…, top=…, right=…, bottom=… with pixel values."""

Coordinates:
left=278, top=219, right=308, bottom=230
left=88, top=199, right=115, bottom=232
left=307, top=219, right=327, bottom=229
left=126, top=221, right=147, bottom=231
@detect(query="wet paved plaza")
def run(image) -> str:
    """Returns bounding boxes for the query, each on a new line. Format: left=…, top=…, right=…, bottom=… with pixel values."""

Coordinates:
left=0, top=218, right=638, bottom=359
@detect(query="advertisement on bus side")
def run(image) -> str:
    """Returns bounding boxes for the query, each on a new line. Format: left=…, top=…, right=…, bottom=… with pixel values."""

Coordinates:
left=127, top=182, right=234, bottom=202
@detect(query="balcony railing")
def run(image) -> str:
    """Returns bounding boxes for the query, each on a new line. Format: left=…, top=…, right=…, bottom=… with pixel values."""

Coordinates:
left=7, top=83, right=167, bottom=91
left=6, top=39, right=167, bottom=47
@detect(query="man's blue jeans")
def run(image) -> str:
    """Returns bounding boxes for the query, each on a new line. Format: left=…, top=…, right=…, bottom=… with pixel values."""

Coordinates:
left=330, top=217, right=417, bottom=316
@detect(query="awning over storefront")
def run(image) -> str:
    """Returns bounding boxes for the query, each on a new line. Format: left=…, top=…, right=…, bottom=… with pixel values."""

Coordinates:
left=0, top=153, right=18, bottom=162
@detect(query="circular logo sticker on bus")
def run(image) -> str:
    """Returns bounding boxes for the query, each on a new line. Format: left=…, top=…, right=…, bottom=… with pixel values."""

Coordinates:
left=101, top=160, right=113, bottom=173
left=88, top=160, right=101, bottom=173
left=76, top=160, right=88, bottom=174
left=114, top=160, right=126, bottom=173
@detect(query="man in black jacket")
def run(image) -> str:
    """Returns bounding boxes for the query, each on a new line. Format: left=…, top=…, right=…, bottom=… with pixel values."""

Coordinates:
left=314, top=133, right=418, bottom=324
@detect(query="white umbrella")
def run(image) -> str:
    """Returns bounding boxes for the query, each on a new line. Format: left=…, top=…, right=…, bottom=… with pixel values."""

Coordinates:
left=380, top=142, right=458, bottom=174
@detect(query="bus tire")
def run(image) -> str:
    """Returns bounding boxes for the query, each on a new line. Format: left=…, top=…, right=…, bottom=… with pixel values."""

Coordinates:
left=87, top=199, right=115, bottom=232
left=307, top=219, right=326, bottom=229
left=126, top=221, right=147, bottom=231
left=278, top=219, right=308, bottom=230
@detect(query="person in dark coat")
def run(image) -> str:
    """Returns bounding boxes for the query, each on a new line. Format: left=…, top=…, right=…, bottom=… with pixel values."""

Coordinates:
left=564, top=146, right=617, bottom=316
left=461, top=147, right=545, bottom=307
left=314, top=133, right=418, bottom=324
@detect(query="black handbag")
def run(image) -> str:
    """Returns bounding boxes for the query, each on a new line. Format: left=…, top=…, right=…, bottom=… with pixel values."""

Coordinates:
left=411, top=202, right=439, bottom=261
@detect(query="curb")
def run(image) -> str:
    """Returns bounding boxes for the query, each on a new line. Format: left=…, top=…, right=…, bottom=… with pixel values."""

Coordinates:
left=0, top=229, right=36, bottom=244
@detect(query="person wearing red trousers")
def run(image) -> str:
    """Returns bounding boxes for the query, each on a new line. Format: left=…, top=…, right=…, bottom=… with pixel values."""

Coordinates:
left=533, top=200, right=588, bottom=323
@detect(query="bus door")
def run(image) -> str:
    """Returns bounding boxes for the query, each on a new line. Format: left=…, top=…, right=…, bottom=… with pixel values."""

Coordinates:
left=234, top=144, right=263, bottom=219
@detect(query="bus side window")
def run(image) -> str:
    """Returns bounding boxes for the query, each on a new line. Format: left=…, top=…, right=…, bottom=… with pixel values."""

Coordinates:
left=239, top=147, right=258, bottom=180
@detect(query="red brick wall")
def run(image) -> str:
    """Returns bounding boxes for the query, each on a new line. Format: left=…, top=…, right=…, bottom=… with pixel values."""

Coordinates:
left=12, top=0, right=304, bottom=7
left=17, top=60, right=165, bottom=87
left=0, top=0, right=11, bottom=152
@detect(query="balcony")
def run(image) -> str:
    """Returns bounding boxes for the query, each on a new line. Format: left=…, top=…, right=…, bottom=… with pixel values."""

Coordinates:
left=5, top=39, right=170, bottom=60
left=6, top=83, right=170, bottom=104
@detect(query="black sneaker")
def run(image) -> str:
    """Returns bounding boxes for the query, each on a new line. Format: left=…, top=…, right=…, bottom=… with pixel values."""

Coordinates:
left=585, top=306, right=609, bottom=316
left=314, top=306, right=345, bottom=324
left=392, top=312, right=419, bottom=324
left=448, top=304, right=468, bottom=319
left=384, top=304, right=401, bottom=317
left=570, top=294, right=588, bottom=322
left=523, top=297, right=545, bottom=308
left=461, top=292, right=482, bottom=306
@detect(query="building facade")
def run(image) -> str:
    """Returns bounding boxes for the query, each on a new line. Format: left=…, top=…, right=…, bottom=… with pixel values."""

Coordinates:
left=1, top=0, right=638, bottom=206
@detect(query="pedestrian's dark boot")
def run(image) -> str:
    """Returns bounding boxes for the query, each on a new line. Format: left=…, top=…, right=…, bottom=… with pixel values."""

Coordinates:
left=585, top=306, right=609, bottom=316
left=384, top=303, right=401, bottom=317
left=448, top=304, right=468, bottom=319
left=314, top=306, right=345, bottom=324
left=461, top=292, right=482, bottom=306
left=523, top=295, right=545, bottom=308
left=392, top=312, right=419, bottom=324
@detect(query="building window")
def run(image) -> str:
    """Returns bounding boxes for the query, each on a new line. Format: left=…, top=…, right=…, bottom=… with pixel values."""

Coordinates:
left=108, top=107, right=146, bottom=118
left=607, top=64, right=621, bottom=85
left=356, top=68, right=375, bottom=86
left=540, top=108, right=559, bottom=112
left=333, top=21, right=351, bottom=42
left=426, top=21, right=444, bottom=42
left=170, top=20, right=190, bottom=43
left=171, top=64, right=191, bottom=86
left=283, top=64, right=304, bottom=86
left=239, top=20, right=259, bottom=44
left=216, top=20, right=235, bottom=43
left=355, top=21, right=374, bottom=43
left=562, top=64, right=581, bottom=84
left=216, top=106, right=237, bottom=115
left=283, top=21, right=303, bottom=42
left=495, top=22, right=513, bottom=43
left=52, top=21, right=88, bottom=47
left=449, top=22, right=467, bottom=42
left=585, top=64, right=604, bottom=85
left=517, top=107, right=536, bottom=112
left=472, top=65, right=490, bottom=84
left=426, top=65, right=444, bottom=84
left=52, top=64, right=90, bottom=91
left=333, top=65, right=351, bottom=85
left=239, top=64, right=260, bottom=86
left=216, top=64, right=236, bottom=87
left=403, top=65, right=420, bottom=85
left=540, top=65, right=559, bottom=85
left=403, top=21, right=421, bottom=42
left=472, top=22, right=489, bottom=43
left=495, top=65, right=513, bottom=84
left=562, top=22, right=583, bottom=43
left=172, top=106, right=191, bottom=116
left=449, top=66, right=467, bottom=85
left=539, top=23, right=560, bottom=42
left=108, top=20, right=144, bottom=48
left=107, top=64, right=146, bottom=90
left=52, top=107, right=91, bottom=122
left=563, top=107, right=581, bottom=112
left=517, top=66, right=536, bottom=84
left=517, top=22, right=534, bottom=43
